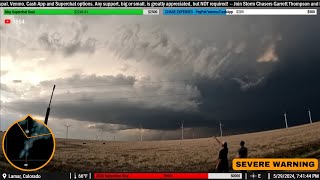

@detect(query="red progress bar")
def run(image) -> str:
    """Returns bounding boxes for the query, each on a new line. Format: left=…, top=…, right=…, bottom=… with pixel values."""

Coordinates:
left=94, top=173, right=208, bottom=179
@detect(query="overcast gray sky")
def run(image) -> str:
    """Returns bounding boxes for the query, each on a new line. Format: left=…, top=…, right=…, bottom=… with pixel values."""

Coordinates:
left=1, top=12, right=320, bottom=140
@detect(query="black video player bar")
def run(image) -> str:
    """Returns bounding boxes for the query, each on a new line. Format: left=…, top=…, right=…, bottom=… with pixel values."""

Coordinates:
left=0, top=1, right=320, bottom=7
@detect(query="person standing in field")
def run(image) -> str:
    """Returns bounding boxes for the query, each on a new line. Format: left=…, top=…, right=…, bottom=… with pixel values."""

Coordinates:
left=238, top=141, right=248, bottom=158
left=238, top=141, right=248, bottom=173
left=214, top=137, right=229, bottom=172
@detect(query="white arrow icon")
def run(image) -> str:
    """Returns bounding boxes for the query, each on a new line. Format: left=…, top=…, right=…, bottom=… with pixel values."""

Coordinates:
left=2, top=173, right=7, bottom=179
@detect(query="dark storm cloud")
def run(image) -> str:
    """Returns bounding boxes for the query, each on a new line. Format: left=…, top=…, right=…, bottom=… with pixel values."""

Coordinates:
left=3, top=96, right=206, bottom=131
left=2, top=16, right=320, bottom=139
left=3, top=74, right=202, bottom=131
left=105, top=16, right=320, bottom=135
left=232, top=76, right=265, bottom=91
left=108, top=21, right=281, bottom=83
left=193, top=16, right=320, bottom=134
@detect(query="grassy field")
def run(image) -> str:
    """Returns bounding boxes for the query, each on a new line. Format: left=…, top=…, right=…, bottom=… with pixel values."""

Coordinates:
left=0, top=121, right=319, bottom=172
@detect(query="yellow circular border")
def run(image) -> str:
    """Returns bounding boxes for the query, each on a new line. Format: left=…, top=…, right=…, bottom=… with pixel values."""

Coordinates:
left=2, top=114, right=56, bottom=172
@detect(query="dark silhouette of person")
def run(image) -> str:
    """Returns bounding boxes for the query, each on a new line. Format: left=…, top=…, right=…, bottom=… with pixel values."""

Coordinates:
left=238, top=141, right=248, bottom=158
left=238, top=140, right=248, bottom=173
left=214, top=137, right=229, bottom=172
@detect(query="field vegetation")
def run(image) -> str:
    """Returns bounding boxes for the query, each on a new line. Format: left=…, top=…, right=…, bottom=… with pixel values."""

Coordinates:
left=0, top=122, right=319, bottom=172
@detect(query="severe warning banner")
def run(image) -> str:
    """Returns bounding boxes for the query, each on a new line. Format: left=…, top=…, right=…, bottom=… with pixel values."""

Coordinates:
left=233, top=158, right=319, bottom=171
left=1, top=1, right=320, bottom=7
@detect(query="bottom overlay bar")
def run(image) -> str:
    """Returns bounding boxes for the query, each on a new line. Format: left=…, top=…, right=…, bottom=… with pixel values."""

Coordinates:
left=93, top=172, right=320, bottom=179
left=94, top=173, right=242, bottom=179
left=1, top=172, right=318, bottom=180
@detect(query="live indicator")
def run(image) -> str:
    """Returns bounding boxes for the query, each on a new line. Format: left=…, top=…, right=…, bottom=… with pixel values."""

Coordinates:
left=4, top=19, right=11, bottom=24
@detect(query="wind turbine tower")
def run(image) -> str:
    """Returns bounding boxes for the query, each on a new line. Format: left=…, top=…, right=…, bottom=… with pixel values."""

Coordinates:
left=181, top=121, right=184, bottom=140
left=139, top=122, right=143, bottom=142
left=284, top=111, right=288, bottom=128
left=219, top=121, right=223, bottom=137
left=308, top=108, right=312, bottom=124
left=64, top=124, right=72, bottom=139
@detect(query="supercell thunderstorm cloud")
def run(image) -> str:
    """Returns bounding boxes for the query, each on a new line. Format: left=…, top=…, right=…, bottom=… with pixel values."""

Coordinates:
left=0, top=14, right=320, bottom=140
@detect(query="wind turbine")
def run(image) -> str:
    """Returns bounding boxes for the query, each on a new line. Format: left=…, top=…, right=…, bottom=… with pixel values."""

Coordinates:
left=64, top=124, right=72, bottom=139
left=284, top=111, right=288, bottom=128
left=219, top=121, right=223, bottom=137
left=308, top=108, right=312, bottom=124
left=181, top=120, right=184, bottom=140
left=44, top=85, right=56, bottom=125
left=139, top=122, right=143, bottom=142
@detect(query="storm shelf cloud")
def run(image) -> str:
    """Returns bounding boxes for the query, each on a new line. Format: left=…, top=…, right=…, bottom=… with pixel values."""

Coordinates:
left=1, top=15, right=320, bottom=140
